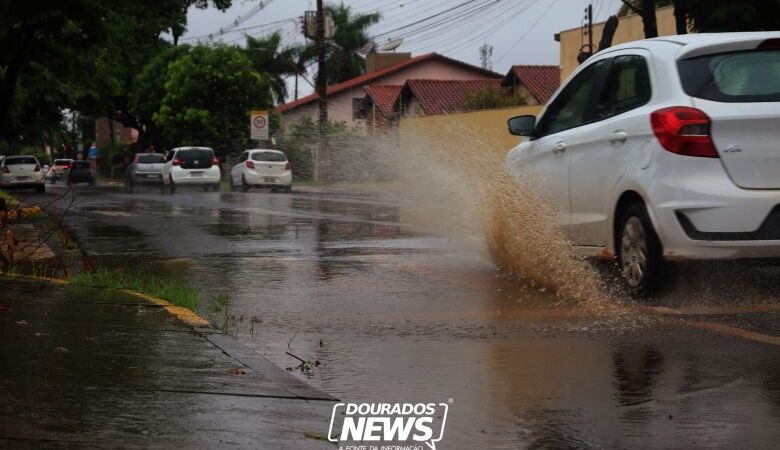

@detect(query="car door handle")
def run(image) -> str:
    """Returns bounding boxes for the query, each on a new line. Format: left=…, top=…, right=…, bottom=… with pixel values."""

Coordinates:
left=610, top=131, right=628, bottom=143
left=553, top=141, right=567, bottom=154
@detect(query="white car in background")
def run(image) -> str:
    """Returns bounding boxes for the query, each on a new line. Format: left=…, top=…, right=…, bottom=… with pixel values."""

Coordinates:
left=161, top=147, right=221, bottom=193
left=0, top=155, right=45, bottom=192
left=230, top=149, right=292, bottom=192
left=506, top=32, right=780, bottom=297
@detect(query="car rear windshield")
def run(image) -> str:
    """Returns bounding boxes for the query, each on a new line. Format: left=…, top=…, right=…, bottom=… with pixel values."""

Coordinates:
left=678, top=49, right=780, bottom=102
left=137, top=154, right=164, bottom=164
left=4, top=157, right=37, bottom=165
left=71, top=161, right=90, bottom=168
left=251, top=151, right=286, bottom=162
left=178, top=149, right=213, bottom=161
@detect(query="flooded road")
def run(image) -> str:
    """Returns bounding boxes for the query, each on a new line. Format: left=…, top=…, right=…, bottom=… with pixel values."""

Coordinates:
left=36, top=185, right=780, bottom=449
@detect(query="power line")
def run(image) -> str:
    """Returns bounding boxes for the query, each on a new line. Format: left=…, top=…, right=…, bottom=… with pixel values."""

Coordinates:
left=495, top=0, right=559, bottom=63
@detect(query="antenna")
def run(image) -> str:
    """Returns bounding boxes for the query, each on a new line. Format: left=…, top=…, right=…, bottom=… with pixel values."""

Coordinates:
left=379, top=38, right=404, bottom=52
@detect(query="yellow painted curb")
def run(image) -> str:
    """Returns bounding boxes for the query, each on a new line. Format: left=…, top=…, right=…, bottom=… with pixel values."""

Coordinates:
left=2, top=274, right=212, bottom=328
left=121, top=289, right=211, bottom=327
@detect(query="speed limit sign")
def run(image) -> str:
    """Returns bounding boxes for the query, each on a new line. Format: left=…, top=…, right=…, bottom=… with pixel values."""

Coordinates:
left=250, top=110, right=269, bottom=140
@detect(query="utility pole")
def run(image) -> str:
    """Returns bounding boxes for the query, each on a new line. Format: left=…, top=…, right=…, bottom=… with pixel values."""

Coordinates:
left=315, top=0, right=328, bottom=182
left=587, top=4, right=593, bottom=56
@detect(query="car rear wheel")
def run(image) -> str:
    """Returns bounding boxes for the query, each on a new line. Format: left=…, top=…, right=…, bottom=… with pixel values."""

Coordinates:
left=617, top=203, right=663, bottom=298
left=241, top=176, right=250, bottom=192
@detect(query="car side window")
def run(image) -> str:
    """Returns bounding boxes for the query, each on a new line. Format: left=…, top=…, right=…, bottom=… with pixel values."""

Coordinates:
left=593, top=55, right=651, bottom=120
left=537, top=58, right=608, bottom=136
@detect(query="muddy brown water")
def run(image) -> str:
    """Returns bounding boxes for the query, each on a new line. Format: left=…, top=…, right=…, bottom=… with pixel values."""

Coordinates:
left=33, top=184, right=780, bottom=449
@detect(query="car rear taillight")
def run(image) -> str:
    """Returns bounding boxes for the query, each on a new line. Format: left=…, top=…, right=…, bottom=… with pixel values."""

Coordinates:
left=1, top=166, right=8, bottom=174
left=650, top=107, right=718, bottom=158
left=34, top=165, right=40, bottom=172
left=211, top=155, right=219, bottom=165
left=284, top=161, right=291, bottom=171
left=246, top=160, right=255, bottom=169
left=172, top=158, right=182, bottom=166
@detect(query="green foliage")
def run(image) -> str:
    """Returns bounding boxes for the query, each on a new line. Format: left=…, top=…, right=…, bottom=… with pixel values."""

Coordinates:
left=464, top=87, right=525, bottom=111
left=17, top=146, right=49, bottom=164
left=153, top=45, right=271, bottom=150
left=72, top=268, right=200, bottom=312
left=686, top=0, right=780, bottom=32
left=276, top=115, right=364, bottom=181
left=302, top=3, right=381, bottom=85
left=245, top=32, right=305, bottom=105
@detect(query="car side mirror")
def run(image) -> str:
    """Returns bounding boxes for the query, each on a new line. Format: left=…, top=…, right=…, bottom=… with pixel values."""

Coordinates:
left=508, top=115, right=536, bottom=137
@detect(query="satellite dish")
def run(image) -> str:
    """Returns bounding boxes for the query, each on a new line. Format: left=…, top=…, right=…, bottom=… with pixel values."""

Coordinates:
left=379, top=38, right=404, bottom=52
left=360, top=41, right=376, bottom=55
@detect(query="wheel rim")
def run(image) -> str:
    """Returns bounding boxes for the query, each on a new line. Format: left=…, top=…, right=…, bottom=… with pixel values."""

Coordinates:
left=620, top=216, right=647, bottom=288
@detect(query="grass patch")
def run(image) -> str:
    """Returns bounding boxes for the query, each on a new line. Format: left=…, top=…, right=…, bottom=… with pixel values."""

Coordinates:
left=71, top=268, right=200, bottom=311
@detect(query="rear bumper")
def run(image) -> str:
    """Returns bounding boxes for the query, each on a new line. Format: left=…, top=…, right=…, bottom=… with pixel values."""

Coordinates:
left=169, top=167, right=220, bottom=185
left=244, top=171, right=292, bottom=186
left=131, top=172, right=162, bottom=184
left=648, top=156, right=780, bottom=260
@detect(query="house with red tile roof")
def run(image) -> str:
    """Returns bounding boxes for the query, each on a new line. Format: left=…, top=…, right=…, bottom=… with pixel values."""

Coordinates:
left=500, top=65, right=561, bottom=105
left=274, top=52, right=502, bottom=132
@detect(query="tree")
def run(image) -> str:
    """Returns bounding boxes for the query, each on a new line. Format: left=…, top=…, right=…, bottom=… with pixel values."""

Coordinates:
left=304, top=3, right=381, bottom=85
left=154, top=45, right=271, bottom=150
left=0, top=0, right=108, bottom=144
left=687, top=0, right=780, bottom=32
left=130, top=45, right=192, bottom=149
left=245, top=32, right=305, bottom=105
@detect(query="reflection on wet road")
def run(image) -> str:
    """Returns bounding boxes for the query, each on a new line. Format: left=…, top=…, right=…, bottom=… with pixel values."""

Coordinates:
left=42, top=185, right=780, bottom=449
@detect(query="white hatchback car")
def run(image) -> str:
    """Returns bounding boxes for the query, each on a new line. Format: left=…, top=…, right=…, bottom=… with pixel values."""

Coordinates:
left=161, top=147, right=221, bottom=193
left=0, top=155, right=45, bottom=192
left=506, top=32, right=780, bottom=296
left=230, top=149, right=292, bottom=192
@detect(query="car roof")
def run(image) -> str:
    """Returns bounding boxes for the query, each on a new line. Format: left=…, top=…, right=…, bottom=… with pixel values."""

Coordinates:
left=603, top=31, right=780, bottom=56
left=4, top=155, right=37, bottom=160
left=173, top=147, right=212, bottom=151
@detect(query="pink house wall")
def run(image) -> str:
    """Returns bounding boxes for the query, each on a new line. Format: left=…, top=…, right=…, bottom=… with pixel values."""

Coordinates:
left=281, top=58, right=499, bottom=132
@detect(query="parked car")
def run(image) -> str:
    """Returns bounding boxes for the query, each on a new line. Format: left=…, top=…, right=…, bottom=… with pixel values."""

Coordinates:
left=506, top=32, right=780, bottom=297
left=67, top=160, right=95, bottom=186
left=0, top=155, right=45, bottom=192
left=230, top=149, right=292, bottom=193
left=49, top=159, right=73, bottom=183
left=125, top=153, right=165, bottom=190
left=161, top=147, right=221, bottom=193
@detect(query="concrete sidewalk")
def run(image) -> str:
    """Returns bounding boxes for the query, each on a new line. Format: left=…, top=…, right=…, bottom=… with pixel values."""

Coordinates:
left=0, top=278, right=336, bottom=449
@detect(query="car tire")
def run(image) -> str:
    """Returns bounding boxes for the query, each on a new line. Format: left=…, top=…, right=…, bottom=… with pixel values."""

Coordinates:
left=616, top=202, right=663, bottom=298
left=283, top=185, right=292, bottom=193
left=169, top=176, right=176, bottom=194
left=241, top=176, right=250, bottom=193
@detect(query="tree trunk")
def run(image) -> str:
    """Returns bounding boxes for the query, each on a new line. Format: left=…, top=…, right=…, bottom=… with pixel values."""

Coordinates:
left=673, top=0, right=688, bottom=34
left=598, top=15, right=620, bottom=52
left=641, top=0, right=658, bottom=38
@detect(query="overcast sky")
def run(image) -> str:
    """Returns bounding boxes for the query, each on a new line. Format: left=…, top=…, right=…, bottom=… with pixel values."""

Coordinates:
left=180, top=0, right=622, bottom=98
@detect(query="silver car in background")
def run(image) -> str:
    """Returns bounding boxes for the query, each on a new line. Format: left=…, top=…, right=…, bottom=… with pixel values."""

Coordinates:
left=0, top=155, right=45, bottom=192
left=125, top=153, right=165, bottom=190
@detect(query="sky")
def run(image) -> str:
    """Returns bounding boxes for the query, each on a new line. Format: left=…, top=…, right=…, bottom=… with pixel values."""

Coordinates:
left=179, top=0, right=623, bottom=99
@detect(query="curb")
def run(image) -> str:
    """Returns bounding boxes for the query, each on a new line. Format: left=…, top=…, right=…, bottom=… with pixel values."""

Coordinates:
left=3, top=274, right=213, bottom=328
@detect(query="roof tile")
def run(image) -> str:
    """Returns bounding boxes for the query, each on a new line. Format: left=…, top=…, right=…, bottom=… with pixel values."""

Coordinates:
left=404, top=79, right=503, bottom=116
left=505, top=65, right=561, bottom=104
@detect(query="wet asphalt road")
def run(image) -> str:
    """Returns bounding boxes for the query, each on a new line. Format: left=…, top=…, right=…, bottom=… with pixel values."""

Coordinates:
left=28, top=183, right=780, bottom=449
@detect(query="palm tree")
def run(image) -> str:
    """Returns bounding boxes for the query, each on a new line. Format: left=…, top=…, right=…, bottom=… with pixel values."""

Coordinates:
left=245, top=32, right=305, bottom=104
left=304, top=3, right=381, bottom=86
